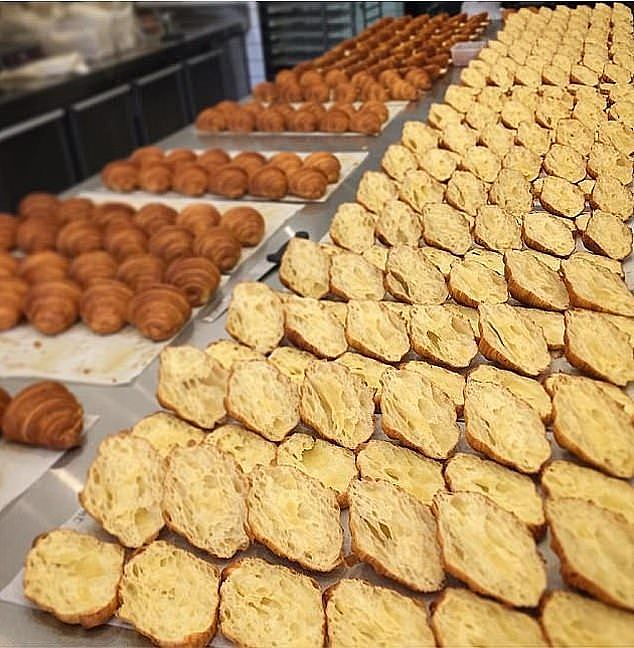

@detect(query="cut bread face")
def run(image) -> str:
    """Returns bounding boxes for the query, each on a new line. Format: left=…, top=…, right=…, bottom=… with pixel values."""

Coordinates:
left=582, top=210, right=633, bottom=260
left=204, top=339, right=265, bottom=371
left=488, top=167, right=533, bottom=216
left=348, top=478, right=445, bottom=592
left=474, top=205, right=522, bottom=253
left=356, top=171, right=398, bottom=214
left=320, top=299, right=348, bottom=327
left=375, top=199, right=422, bottom=247
left=543, top=143, right=586, bottom=183
left=402, top=121, right=439, bottom=158
left=79, top=433, right=164, bottom=548
left=325, top=578, right=435, bottom=648
left=157, top=346, right=228, bottom=429
left=571, top=250, right=624, bottom=277
left=279, top=237, right=330, bottom=299
left=540, top=176, right=586, bottom=218
left=523, top=248, right=562, bottom=272
left=300, top=360, right=374, bottom=450
left=380, top=369, right=460, bottom=460
left=421, top=204, right=472, bottom=255
left=204, top=423, right=276, bottom=474
left=516, top=307, right=565, bottom=350
left=335, top=352, right=393, bottom=404
left=24, top=529, right=124, bottom=629
left=464, top=380, right=551, bottom=473
left=268, top=346, right=315, bottom=385
left=356, top=439, right=445, bottom=506
left=409, top=305, right=478, bottom=369
left=226, top=282, right=285, bottom=353
left=162, top=443, right=250, bottom=559
left=540, top=590, right=634, bottom=648
left=590, top=175, right=634, bottom=221
left=504, top=249, right=570, bottom=311
left=247, top=465, right=343, bottom=572
left=516, top=120, right=551, bottom=155
left=460, top=145, right=502, bottom=183
left=545, top=497, right=634, bottom=611
left=385, top=245, right=448, bottom=305
left=431, top=587, right=547, bottom=648
left=276, top=433, right=357, bottom=505
left=448, top=259, right=508, bottom=308
left=362, top=245, right=389, bottom=271
left=381, top=143, right=418, bottom=182
left=445, top=303, right=480, bottom=339
left=225, top=360, right=299, bottom=442
left=542, top=460, right=634, bottom=525
left=564, top=309, right=634, bottom=386
left=419, top=147, right=459, bottom=182
left=421, top=246, right=460, bottom=278
left=587, top=141, right=633, bottom=185
left=219, top=557, right=325, bottom=648
left=432, top=491, right=547, bottom=607
left=329, top=251, right=385, bottom=301
left=445, top=453, right=545, bottom=536
left=118, top=541, right=220, bottom=648
left=345, top=300, right=410, bottom=363
left=441, top=123, right=478, bottom=156
left=446, top=171, right=487, bottom=216
left=399, top=169, right=445, bottom=213
left=478, top=303, right=551, bottom=376
left=400, top=360, right=465, bottom=415
left=131, top=411, right=206, bottom=458
left=329, top=202, right=375, bottom=253
left=502, top=145, right=542, bottom=182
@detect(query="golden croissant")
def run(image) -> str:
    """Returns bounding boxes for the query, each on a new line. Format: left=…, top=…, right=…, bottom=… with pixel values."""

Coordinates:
left=302, top=82, right=330, bottom=102
left=278, top=83, right=304, bottom=103
left=220, top=207, right=266, bottom=247
left=256, top=108, right=286, bottom=132
left=350, top=109, right=381, bottom=135
left=18, top=251, right=69, bottom=284
left=192, top=226, right=241, bottom=272
left=80, top=279, right=133, bottom=335
left=116, top=254, right=164, bottom=292
left=176, top=204, right=221, bottom=236
left=24, top=279, right=82, bottom=335
left=198, top=148, right=231, bottom=169
left=252, top=81, right=278, bottom=102
left=268, top=152, right=303, bottom=175
left=0, top=252, right=18, bottom=278
left=324, top=68, right=348, bottom=87
left=303, top=152, right=341, bottom=183
left=128, top=283, right=191, bottom=341
left=133, top=203, right=178, bottom=236
left=248, top=166, right=288, bottom=200
left=164, top=256, right=221, bottom=306
left=69, top=250, right=118, bottom=287
left=0, top=277, right=28, bottom=330
left=56, top=221, right=102, bottom=257
left=0, top=387, right=9, bottom=422
left=231, top=151, right=267, bottom=178
left=91, top=202, right=135, bottom=228
left=16, top=217, right=61, bottom=253
left=360, top=100, right=388, bottom=123
left=129, top=146, right=165, bottom=167
left=138, top=162, right=173, bottom=194
left=209, top=165, right=249, bottom=199
left=18, top=192, right=60, bottom=220
left=226, top=109, right=255, bottom=133
left=299, top=101, right=326, bottom=121
left=319, top=108, right=350, bottom=133
left=286, top=109, right=318, bottom=132
left=148, top=225, right=193, bottom=263
left=287, top=168, right=328, bottom=199
left=333, top=82, right=358, bottom=102
left=0, top=214, right=17, bottom=251
left=172, top=163, right=209, bottom=197
left=56, top=197, right=94, bottom=223
left=195, top=108, right=227, bottom=133
left=165, top=148, right=197, bottom=168
left=103, top=224, right=148, bottom=262
left=101, top=160, right=139, bottom=192
left=388, top=79, right=417, bottom=101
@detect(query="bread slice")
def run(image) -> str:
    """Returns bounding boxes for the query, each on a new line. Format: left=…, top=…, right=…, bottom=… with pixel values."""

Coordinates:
left=571, top=251, right=624, bottom=277
left=375, top=199, right=422, bottom=247
left=401, top=120, right=440, bottom=158
left=473, top=205, right=522, bottom=252
left=157, top=346, right=228, bottom=429
left=444, top=84, right=478, bottom=113
left=419, top=147, right=459, bottom=182
left=421, top=204, right=472, bottom=255
left=381, top=143, right=418, bottom=182
left=399, top=169, right=445, bottom=213
left=329, top=251, right=385, bottom=301
left=226, top=282, right=285, bottom=353
left=516, top=307, right=565, bottom=350
left=276, top=432, right=357, bottom=505
left=441, top=123, right=478, bottom=156
left=345, top=300, right=410, bottom=363
left=335, top=351, right=392, bottom=404
left=469, top=364, right=551, bottom=422
left=385, top=245, right=448, bottom=305
left=590, top=175, right=634, bottom=221
left=604, top=313, right=634, bottom=348
left=118, top=541, right=220, bottom=648
left=362, top=244, right=389, bottom=271
left=488, top=167, right=533, bottom=216
left=445, top=171, right=487, bottom=217
left=320, top=299, right=347, bottom=326
left=24, top=529, right=124, bottom=628
left=432, top=491, right=547, bottom=607
left=356, top=439, right=444, bottom=506
left=162, top=443, right=249, bottom=558
left=582, top=209, right=633, bottom=260
left=543, top=143, right=586, bottom=183
left=448, top=259, right=508, bottom=308
left=587, top=141, right=633, bottom=185
left=478, top=303, right=551, bottom=376
left=464, top=379, right=550, bottom=473
left=460, top=145, right=502, bottom=183
left=329, top=202, right=375, bottom=253
left=523, top=248, right=563, bottom=272
left=445, top=303, right=480, bottom=339
left=502, top=144, right=542, bottom=181
left=325, top=578, right=435, bottom=648
left=445, top=453, right=545, bottom=536
left=204, top=423, right=276, bottom=473
left=539, top=176, right=586, bottom=218
left=219, top=557, right=325, bottom=648
left=79, top=432, right=164, bottom=548
left=540, top=590, right=634, bottom=647
left=564, top=309, right=634, bottom=386
left=279, top=237, right=330, bottom=299
left=380, top=369, right=460, bottom=460
left=428, top=102, right=462, bottom=129
left=204, top=339, right=264, bottom=370
left=356, top=171, right=398, bottom=214
left=247, top=464, right=343, bottom=571
left=300, top=360, right=374, bottom=449
left=131, top=411, right=206, bottom=458
left=268, top=346, right=315, bottom=385
left=400, top=360, right=465, bottom=415
left=284, top=295, right=347, bottom=359
left=225, top=360, right=299, bottom=442
left=421, top=246, right=459, bottom=278
left=516, top=120, right=551, bottom=155
left=545, top=497, right=634, bottom=611
left=348, top=478, right=444, bottom=592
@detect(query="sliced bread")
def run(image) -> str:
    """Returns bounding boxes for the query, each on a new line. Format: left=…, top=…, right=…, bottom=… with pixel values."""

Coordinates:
left=421, top=203, right=472, bottom=255
left=268, top=346, right=316, bottom=385
left=329, top=251, right=385, bottom=301
left=473, top=205, right=522, bottom=252
left=335, top=352, right=393, bottom=404
left=204, top=339, right=264, bottom=370
left=329, top=202, right=375, bottom=253
left=375, top=199, right=422, bottom=247
left=515, top=307, right=565, bottom=350
left=131, top=411, right=206, bottom=458
left=384, top=245, right=448, bottom=305
left=399, top=360, right=465, bottom=415
left=279, top=237, right=330, bottom=299
left=522, top=210, right=576, bottom=257
left=448, top=259, right=508, bottom=308
left=204, top=423, right=276, bottom=473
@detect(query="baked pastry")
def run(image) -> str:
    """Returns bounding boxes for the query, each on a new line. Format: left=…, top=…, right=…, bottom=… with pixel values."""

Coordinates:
left=138, top=162, right=172, bottom=194
left=91, top=202, right=134, bottom=228
left=402, top=360, right=465, bottom=415
left=287, top=108, right=318, bottom=132
left=248, top=165, right=288, bottom=200
left=278, top=82, right=303, bottom=103
left=252, top=80, right=278, bottom=102
left=101, top=160, right=138, bottom=192
left=164, top=149, right=197, bottom=168
left=220, top=207, right=265, bottom=247
left=226, top=108, right=255, bottom=133
left=350, top=109, right=382, bottom=134
left=242, top=100, right=264, bottom=118
left=2, top=380, right=83, bottom=448
left=302, top=152, right=341, bottom=183
left=55, top=221, right=102, bottom=257
left=80, top=279, right=133, bottom=334
left=172, top=163, right=208, bottom=197
left=116, top=254, right=164, bottom=292
left=303, top=82, right=329, bottom=102
left=329, top=202, right=374, bottom=253
left=209, top=164, right=249, bottom=199
left=0, top=251, right=17, bottom=278
left=195, top=108, right=226, bottom=132
left=0, top=214, right=17, bottom=250
left=18, top=192, right=60, bottom=220
left=148, top=225, right=193, bottom=263
left=132, top=203, right=177, bottom=236
left=18, top=251, right=69, bottom=284
left=231, top=151, right=267, bottom=178
left=131, top=411, right=206, bottom=458
left=299, top=101, right=327, bottom=121
left=24, top=280, right=82, bottom=335
left=582, top=210, right=633, bottom=260
left=16, top=217, right=61, bottom=253
left=0, top=277, right=28, bottom=330
left=103, top=224, right=148, bottom=261
left=69, top=250, right=118, bottom=287
left=128, top=283, right=191, bottom=341
left=324, top=68, right=348, bottom=87
left=320, top=108, right=351, bottom=133
left=192, top=226, right=241, bottom=272
left=255, top=107, right=286, bottom=132
left=176, top=204, right=220, bottom=236
left=164, top=256, right=220, bottom=306
left=385, top=245, right=448, bottom=305
left=268, top=152, right=303, bottom=176
left=198, top=149, right=231, bottom=171
left=279, top=237, right=330, bottom=299
left=288, top=168, right=328, bottom=200
left=129, top=145, right=164, bottom=167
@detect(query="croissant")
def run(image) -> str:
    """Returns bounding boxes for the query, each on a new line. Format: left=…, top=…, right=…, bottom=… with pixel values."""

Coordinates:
left=351, top=71, right=373, bottom=88
left=164, top=256, right=220, bottom=306
left=299, top=102, right=327, bottom=121
left=91, top=202, right=135, bottom=228
left=360, top=100, right=389, bottom=123
left=138, top=162, right=173, bottom=194
left=16, top=217, right=61, bottom=253
left=378, top=69, right=401, bottom=86
left=24, top=280, right=82, bottom=335
left=101, top=160, right=139, bottom=192
left=0, top=277, right=28, bottom=330
left=69, top=250, right=118, bottom=287
left=278, top=83, right=304, bottom=103
left=18, top=192, right=60, bottom=220
left=256, top=108, right=286, bottom=132
left=231, top=151, right=267, bottom=178
left=133, top=203, right=178, bottom=236
left=247, top=166, right=288, bottom=200
left=252, top=81, right=278, bottom=102
left=271, top=102, right=295, bottom=124
left=288, top=168, right=328, bottom=199
left=0, top=214, right=17, bottom=250
left=195, top=108, right=227, bottom=132
left=214, top=100, right=241, bottom=115
left=103, top=224, right=148, bottom=261
left=220, top=207, right=265, bottom=247
left=176, top=204, right=221, bottom=236
left=192, top=226, right=241, bottom=272
left=165, top=149, right=197, bottom=168
left=332, top=102, right=357, bottom=118
left=319, top=108, right=350, bottom=133
left=299, top=70, right=323, bottom=86
left=172, top=163, right=209, bottom=197
left=388, top=79, right=417, bottom=101
left=148, top=225, right=193, bottom=263
left=286, top=109, right=318, bottom=132
left=268, top=152, right=304, bottom=176
left=56, top=197, right=94, bottom=223
left=198, top=148, right=231, bottom=169
left=226, top=108, right=255, bottom=133
left=275, top=69, right=298, bottom=85
left=349, top=109, right=381, bottom=135
left=129, top=146, right=164, bottom=167
left=116, top=254, right=165, bottom=292
left=361, top=82, right=389, bottom=101
left=18, top=251, right=69, bottom=284
left=0, top=252, right=18, bottom=278
left=324, top=68, right=348, bottom=87
left=56, top=221, right=102, bottom=257
left=242, top=101, right=265, bottom=117
left=128, top=283, right=191, bottom=341
left=209, top=165, right=249, bottom=199
left=302, top=152, right=341, bottom=183
left=333, top=81, right=359, bottom=102
left=404, top=67, right=432, bottom=90
left=0, top=387, right=10, bottom=422
left=302, top=83, right=330, bottom=102
left=80, top=279, right=133, bottom=334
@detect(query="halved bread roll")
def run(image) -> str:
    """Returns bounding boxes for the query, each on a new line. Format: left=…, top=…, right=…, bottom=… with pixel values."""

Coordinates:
left=131, top=411, right=205, bottom=458
left=279, top=237, right=330, bottom=299
left=268, top=346, right=315, bottom=385
left=329, top=251, right=385, bottom=301
left=375, top=199, right=422, bottom=247
left=445, top=303, right=479, bottom=338
left=489, top=167, right=533, bottom=216
left=381, top=143, right=418, bottom=182
left=522, top=210, right=576, bottom=257
left=329, top=203, right=375, bottom=253
left=401, top=121, right=440, bottom=159
left=604, top=313, right=634, bottom=348
left=321, top=299, right=348, bottom=326
left=474, top=205, right=522, bottom=252
left=516, top=307, right=565, bottom=350
left=540, top=176, right=586, bottom=218
left=502, top=144, right=542, bottom=181
left=204, top=423, right=276, bottom=474
left=421, top=246, right=460, bottom=277
left=543, top=143, right=586, bottom=182
left=582, top=209, right=633, bottom=260
left=419, top=148, right=459, bottom=182
left=441, top=123, right=478, bottom=156
left=444, top=84, right=478, bottom=113
left=449, top=259, right=508, bottom=308
left=587, top=141, right=633, bottom=185
left=362, top=244, right=389, bottom=271
left=446, top=170, right=487, bottom=216
left=590, top=175, right=634, bottom=221
left=356, top=171, right=398, bottom=214
left=400, top=360, right=465, bottom=415
left=335, top=351, right=392, bottom=404
left=516, top=120, right=551, bottom=155
left=421, top=204, right=472, bottom=255
left=385, top=245, right=448, bottom=305
left=399, top=169, right=445, bottom=213
left=571, top=250, right=624, bottom=277
left=460, top=145, right=502, bottom=183
left=204, top=339, right=264, bottom=370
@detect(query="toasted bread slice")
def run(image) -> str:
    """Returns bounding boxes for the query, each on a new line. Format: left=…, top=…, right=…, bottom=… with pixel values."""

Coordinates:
left=380, top=369, right=460, bottom=460
left=432, top=491, right=547, bottom=607
left=545, top=497, right=634, bottom=611
left=445, top=453, right=545, bottom=535
left=118, top=541, right=220, bottom=648
left=582, top=210, right=633, bottom=261
left=348, top=478, right=444, bottom=592
left=268, top=346, right=315, bottom=385
left=247, top=465, right=343, bottom=571
left=385, top=245, right=448, bottom=305
left=279, top=237, right=330, bottom=299
left=421, top=246, right=460, bottom=278
left=335, top=352, right=392, bottom=404
left=422, top=204, right=472, bottom=255
left=356, top=171, right=398, bottom=214
left=516, top=307, right=565, bottom=350
left=473, top=205, right=522, bottom=252
left=24, top=529, right=124, bottom=629
left=464, top=380, right=550, bottom=473
left=225, top=360, right=299, bottom=442
left=300, top=360, right=374, bottom=449
left=131, top=411, right=205, bottom=458
left=226, top=282, right=285, bottom=353
left=478, top=303, right=551, bottom=376
left=79, top=433, right=164, bottom=548
left=204, top=339, right=265, bottom=370
left=400, top=360, right=465, bottom=415
left=219, top=557, right=325, bottom=648
left=431, top=587, right=547, bottom=648
left=162, top=444, right=249, bottom=558
left=204, top=423, right=276, bottom=474
left=329, top=203, right=375, bottom=253
left=375, top=199, right=422, bottom=247
left=540, top=590, right=634, bottom=647
left=329, top=251, right=385, bottom=301
left=449, top=259, right=508, bottom=308
left=276, top=432, right=357, bottom=505
left=157, top=346, right=228, bottom=429
left=325, top=578, right=435, bottom=648
left=381, top=143, right=418, bottom=182
left=356, top=439, right=444, bottom=506
left=345, top=300, right=410, bottom=363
